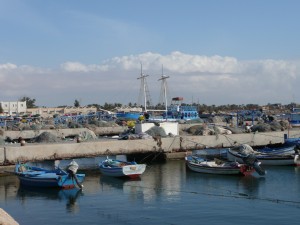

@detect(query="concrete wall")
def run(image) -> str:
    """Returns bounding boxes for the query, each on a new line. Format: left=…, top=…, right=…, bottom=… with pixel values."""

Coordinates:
left=1, top=130, right=297, bottom=165
left=0, top=148, right=4, bottom=164
left=1, top=138, right=167, bottom=164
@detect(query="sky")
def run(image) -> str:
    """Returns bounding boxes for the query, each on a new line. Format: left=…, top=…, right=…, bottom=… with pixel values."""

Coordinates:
left=1, top=0, right=300, bottom=107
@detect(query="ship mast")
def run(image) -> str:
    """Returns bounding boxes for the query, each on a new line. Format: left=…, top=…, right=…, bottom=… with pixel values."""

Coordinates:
left=158, top=65, right=170, bottom=120
left=137, top=63, right=152, bottom=112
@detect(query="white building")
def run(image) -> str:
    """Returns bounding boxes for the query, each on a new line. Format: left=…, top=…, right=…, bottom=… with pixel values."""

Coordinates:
left=0, top=101, right=27, bottom=115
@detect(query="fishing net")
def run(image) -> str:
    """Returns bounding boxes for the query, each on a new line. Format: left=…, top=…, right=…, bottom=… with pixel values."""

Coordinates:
left=232, top=144, right=256, bottom=155
left=145, top=126, right=167, bottom=137
left=34, top=132, right=60, bottom=143
left=186, top=125, right=214, bottom=135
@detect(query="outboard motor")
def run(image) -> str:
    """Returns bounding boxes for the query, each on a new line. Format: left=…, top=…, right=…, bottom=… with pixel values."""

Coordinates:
left=66, top=160, right=83, bottom=189
left=242, top=154, right=266, bottom=176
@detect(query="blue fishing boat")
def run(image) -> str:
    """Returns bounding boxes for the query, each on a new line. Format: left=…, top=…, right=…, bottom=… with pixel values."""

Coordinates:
left=163, top=97, right=199, bottom=121
left=99, top=157, right=146, bottom=179
left=115, top=111, right=144, bottom=121
left=227, top=144, right=296, bottom=166
left=257, top=143, right=298, bottom=155
left=283, top=107, right=300, bottom=127
left=151, top=97, right=200, bottom=122
left=14, top=160, right=85, bottom=189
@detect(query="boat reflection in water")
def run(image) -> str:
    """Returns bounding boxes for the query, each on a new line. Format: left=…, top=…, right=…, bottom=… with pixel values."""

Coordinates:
left=185, top=168, right=265, bottom=199
left=17, top=186, right=83, bottom=214
left=99, top=176, right=143, bottom=192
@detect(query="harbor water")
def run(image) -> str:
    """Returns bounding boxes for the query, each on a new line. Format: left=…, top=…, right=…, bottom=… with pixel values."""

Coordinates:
left=0, top=160, right=300, bottom=225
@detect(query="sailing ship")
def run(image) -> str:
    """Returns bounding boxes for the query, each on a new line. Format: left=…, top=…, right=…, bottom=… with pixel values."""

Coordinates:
left=116, top=65, right=199, bottom=122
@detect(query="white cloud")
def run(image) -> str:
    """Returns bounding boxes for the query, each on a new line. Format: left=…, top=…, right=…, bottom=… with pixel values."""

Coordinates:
left=0, top=63, right=17, bottom=70
left=1, top=52, right=300, bottom=106
left=101, top=51, right=240, bottom=74
left=61, top=62, right=106, bottom=72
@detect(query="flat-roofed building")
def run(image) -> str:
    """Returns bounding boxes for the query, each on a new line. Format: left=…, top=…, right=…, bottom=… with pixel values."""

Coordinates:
left=26, top=106, right=97, bottom=118
left=0, top=101, right=27, bottom=115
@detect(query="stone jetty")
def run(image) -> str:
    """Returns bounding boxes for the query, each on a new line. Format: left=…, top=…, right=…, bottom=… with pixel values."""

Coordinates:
left=1, top=127, right=299, bottom=165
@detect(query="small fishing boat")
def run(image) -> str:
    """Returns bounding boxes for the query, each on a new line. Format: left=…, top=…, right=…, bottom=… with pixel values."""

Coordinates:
left=256, top=143, right=297, bottom=156
left=185, top=155, right=256, bottom=176
left=99, top=157, right=146, bottom=179
left=191, top=148, right=229, bottom=159
left=227, top=144, right=296, bottom=166
left=14, top=160, right=85, bottom=189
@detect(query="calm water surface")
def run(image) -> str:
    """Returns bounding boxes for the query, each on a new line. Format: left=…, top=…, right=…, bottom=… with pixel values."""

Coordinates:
left=1, top=160, right=300, bottom=225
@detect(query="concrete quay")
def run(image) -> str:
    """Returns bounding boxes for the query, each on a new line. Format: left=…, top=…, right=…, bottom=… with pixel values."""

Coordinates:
left=1, top=129, right=300, bottom=165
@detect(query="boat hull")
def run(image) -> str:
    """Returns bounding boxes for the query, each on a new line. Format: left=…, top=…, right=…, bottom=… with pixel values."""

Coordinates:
left=227, top=149, right=296, bottom=166
left=15, top=163, right=85, bottom=189
left=17, top=173, right=85, bottom=189
left=185, top=156, right=253, bottom=176
left=115, top=112, right=143, bottom=120
left=99, top=159, right=146, bottom=178
left=257, top=144, right=296, bottom=155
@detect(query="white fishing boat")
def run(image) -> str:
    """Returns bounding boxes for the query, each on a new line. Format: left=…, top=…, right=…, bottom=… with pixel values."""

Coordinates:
left=185, top=155, right=255, bottom=176
left=99, top=157, right=146, bottom=179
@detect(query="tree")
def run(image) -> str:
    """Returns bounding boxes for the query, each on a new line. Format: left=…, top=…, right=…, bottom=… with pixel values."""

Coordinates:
left=19, top=96, right=36, bottom=108
left=0, top=104, right=3, bottom=113
left=74, top=99, right=80, bottom=107
left=87, top=104, right=101, bottom=110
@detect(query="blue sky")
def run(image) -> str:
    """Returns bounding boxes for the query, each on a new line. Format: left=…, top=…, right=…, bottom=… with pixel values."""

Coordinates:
left=1, top=0, right=300, bottom=107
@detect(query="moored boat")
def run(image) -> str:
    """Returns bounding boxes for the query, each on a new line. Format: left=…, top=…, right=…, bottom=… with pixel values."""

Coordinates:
left=286, top=107, right=300, bottom=127
left=227, top=144, right=296, bottom=166
left=115, top=111, right=144, bottom=121
left=256, top=143, right=297, bottom=156
left=185, top=155, right=257, bottom=176
left=99, top=157, right=146, bottom=179
left=14, top=160, right=85, bottom=189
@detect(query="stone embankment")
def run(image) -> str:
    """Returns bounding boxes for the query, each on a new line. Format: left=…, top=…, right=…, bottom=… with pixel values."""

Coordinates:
left=0, top=208, right=19, bottom=225
left=1, top=126, right=300, bottom=165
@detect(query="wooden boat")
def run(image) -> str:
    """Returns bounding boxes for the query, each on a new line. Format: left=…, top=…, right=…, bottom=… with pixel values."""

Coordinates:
left=14, top=160, right=85, bottom=189
left=256, top=143, right=297, bottom=156
left=185, top=155, right=255, bottom=176
left=227, top=144, right=296, bottom=166
left=99, top=157, right=146, bottom=179
left=191, top=148, right=229, bottom=159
